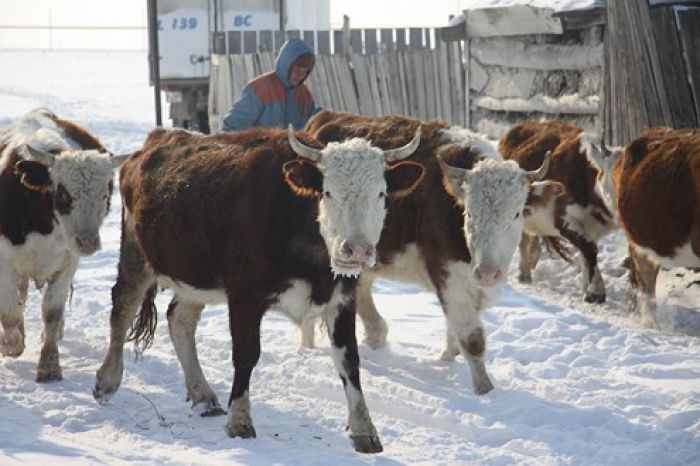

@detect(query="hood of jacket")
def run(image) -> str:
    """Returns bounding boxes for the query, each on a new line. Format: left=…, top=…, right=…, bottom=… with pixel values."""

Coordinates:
left=274, top=38, right=315, bottom=88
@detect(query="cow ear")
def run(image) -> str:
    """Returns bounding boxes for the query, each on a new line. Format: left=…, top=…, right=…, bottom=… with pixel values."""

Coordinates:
left=14, top=160, right=52, bottom=192
left=527, top=180, right=564, bottom=203
left=283, top=160, right=323, bottom=198
left=386, top=161, right=425, bottom=199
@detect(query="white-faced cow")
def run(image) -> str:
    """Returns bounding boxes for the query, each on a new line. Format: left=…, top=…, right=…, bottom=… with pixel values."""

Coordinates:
left=93, top=125, right=424, bottom=453
left=300, top=111, right=562, bottom=396
left=584, top=127, right=700, bottom=327
left=499, top=120, right=616, bottom=303
left=0, top=107, right=125, bottom=382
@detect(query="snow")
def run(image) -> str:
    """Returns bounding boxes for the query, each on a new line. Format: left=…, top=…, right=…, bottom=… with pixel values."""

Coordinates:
left=1, top=50, right=699, bottom=465
left=458, top=0, right=603, bottom=13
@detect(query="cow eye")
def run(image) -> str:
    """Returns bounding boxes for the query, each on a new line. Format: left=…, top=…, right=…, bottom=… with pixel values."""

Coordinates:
left=324, top=191, right=332, bottom=199
left=514, top=211, right=520, bottom=219
left=378, top=191, right=386, bottom=198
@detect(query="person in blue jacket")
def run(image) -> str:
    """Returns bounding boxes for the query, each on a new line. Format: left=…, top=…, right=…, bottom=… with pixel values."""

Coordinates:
left=222, top=38, right=322, bottom=131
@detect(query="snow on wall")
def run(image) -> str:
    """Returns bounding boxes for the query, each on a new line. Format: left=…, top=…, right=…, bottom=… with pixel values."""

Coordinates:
left=460, top=0, right=603, bottom=13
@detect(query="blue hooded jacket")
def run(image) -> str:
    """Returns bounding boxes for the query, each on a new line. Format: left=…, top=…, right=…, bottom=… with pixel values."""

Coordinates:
left=222, top=38, right=322, bottom=131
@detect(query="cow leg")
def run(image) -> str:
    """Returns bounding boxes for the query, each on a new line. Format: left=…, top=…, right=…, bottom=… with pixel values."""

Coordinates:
left=629, top=247, right=660, bottom=328
left=298, top=314, right=316, bottom=349
left=0, top=272, right=27, bottom=358
left=36, top=256, right=79, bottom=382
left=356, top=274, right=388, bottom=349
left=439, top=328, right=460, bottom=362
left=440, top=283, right=494, bottom=394
left=94, top=217, right=155, bottom=403
left=517, top=233, right=541, bottom=283
left=167, top=296, right=224, bottom=416
left=324, top=294, right=382, bottom=453
left=558, top=221, right=605, bottom=303
left=225, top=298, right=263, bottom=439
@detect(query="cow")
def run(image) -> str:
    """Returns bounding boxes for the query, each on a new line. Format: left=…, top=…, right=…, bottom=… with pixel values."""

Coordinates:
left=499, top=120, right=616, bottom=303
left=301, top=111, right=562, bottom=396
left=583, top=127, right=700, bottom=327
left=92, top=125, right=424, bottom=453
left=0, top=107, right=126, bottom=382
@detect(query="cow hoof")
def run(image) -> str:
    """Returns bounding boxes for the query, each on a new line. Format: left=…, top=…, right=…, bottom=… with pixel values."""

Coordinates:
left=474, top=378, right=494, bottom=395
left=439, top=348, right=459, bottom=362
left=363, top=320, right=388, bottom=350
left=36, top=366, right=63, bottom=383
left=226, top=423, right=256, bottom=439
left=193, top=400, right=226, bottom=417
left=0, top=345, right=24, bottom=358
left=584, top=293, right=606, bottom=304
left=517, top=273, right=532, bottom=284
left=93, top=384, right=117, bottom=406
left=350, top=434, right=383, bottom=453
left=0, top=330, right=25, bottom=357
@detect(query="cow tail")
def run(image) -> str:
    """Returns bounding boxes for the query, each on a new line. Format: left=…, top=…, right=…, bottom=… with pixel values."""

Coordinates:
left=542, top=236, right=574, bottom=263
left=126, top=283, right=158, bottom=358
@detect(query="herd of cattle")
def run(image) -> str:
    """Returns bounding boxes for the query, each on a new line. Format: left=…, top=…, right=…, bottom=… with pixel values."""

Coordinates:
left=1, top=107, right=698, bottom=453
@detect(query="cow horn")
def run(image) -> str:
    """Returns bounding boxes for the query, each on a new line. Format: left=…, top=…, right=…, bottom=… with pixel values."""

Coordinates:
left=20, top=144, right=55, bottom=167
left=110, top=154, right=130, bottom=168
left=288, top=125, right=322, bottom=163
left=437, top=154, right=468, bottom=181
left=384, top=127, right=422, bottom=162
left=525, top=150, right=553, bottom=181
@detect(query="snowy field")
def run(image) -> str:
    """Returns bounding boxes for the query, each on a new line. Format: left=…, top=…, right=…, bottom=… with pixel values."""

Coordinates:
left=0, top=50, right=698, bottom=465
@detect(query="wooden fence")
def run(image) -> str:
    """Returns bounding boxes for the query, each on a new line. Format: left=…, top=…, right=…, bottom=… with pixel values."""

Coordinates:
left=601, top=0, right=700, bottom=146
left=208, top=28, right=467, bottom=133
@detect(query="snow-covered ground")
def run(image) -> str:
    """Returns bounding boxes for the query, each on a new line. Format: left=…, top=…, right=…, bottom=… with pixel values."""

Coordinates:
left=0, top=50, right=698, bottom=465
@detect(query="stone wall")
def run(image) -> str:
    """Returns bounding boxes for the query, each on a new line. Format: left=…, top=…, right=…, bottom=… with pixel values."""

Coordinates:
left=468, top=25, right=604, bottom=139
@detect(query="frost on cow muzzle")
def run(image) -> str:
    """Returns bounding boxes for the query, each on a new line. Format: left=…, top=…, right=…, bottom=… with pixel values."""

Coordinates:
left=283, top=125, right=425, bottom=278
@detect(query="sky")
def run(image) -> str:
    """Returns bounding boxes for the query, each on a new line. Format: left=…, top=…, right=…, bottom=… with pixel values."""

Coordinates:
left=0, top=0, right=470, bottom=50
left=0, top=48, right=698, bottom=464
left=0, top=0, right=604, bottom=50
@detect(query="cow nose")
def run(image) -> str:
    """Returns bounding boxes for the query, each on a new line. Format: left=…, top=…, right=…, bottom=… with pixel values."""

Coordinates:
left=474, top=266, right=501, bottom=287
left=75, top=235, right=100, bottom=254
left=341, top=241, right=375, bottom=262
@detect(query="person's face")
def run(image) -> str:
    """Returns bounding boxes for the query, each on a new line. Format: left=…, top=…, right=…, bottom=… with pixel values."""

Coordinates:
left=289, top=64, right=310, bottom=87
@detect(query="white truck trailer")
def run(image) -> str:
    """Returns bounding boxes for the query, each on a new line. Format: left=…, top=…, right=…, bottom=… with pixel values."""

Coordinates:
left=149, top=0, right=330, bottom=132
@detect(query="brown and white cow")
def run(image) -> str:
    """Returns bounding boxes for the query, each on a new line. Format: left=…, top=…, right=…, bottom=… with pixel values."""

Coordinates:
left=499, top=120, right=616, bottom=303
left=93, top=125, right=424, bottom=453
left=302, top=111, right=562, bottom=395
left=584, top=127, right=700, bottom=327
left=0, top=107, right=125, bottom=381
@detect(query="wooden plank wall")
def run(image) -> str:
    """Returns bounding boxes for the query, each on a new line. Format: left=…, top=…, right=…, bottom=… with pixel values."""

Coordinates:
left=208, top=27, right=468, bottom=131
left=601, top=0, right=699, bottom=146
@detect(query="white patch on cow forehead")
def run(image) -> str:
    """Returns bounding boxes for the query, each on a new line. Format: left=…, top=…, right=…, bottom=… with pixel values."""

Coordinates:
left=51, top=150, right=115, bottom=184
left=439, top=126, right=500, bottom=159
left=466, top=159, right=528, bottom=211
left=321, top=138, right=386, bottom=186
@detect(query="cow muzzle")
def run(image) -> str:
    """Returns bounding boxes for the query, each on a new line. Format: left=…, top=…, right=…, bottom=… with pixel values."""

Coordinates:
left=74, top=235, right=101, bottom=255
left=474, top=265, right=502, bottom=288
left=332, top=240, right=376, bottom=276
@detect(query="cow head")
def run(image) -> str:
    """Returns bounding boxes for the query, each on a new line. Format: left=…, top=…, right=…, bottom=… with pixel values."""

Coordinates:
left=579, top=132, right=624, bottom=215
left=284, top=126, right=424, bottom=277
left=15, top=144, right=128, bottom=256
left=439, top=149, right=562, bottom=288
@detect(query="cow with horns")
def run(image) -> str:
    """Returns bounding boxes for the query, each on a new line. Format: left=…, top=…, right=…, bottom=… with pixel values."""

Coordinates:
left=300, top=111, right=562, bottom=396
left=0, top=108, right=126, bottom=381
left=93, top=125, right=424, bottom=453
left=499, top=120, right=616, bottom=303
left=584, top=127, right=700, bottom=327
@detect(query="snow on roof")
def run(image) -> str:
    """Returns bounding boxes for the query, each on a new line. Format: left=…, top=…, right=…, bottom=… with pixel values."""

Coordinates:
left=460, top=0, right=604, bottom=14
